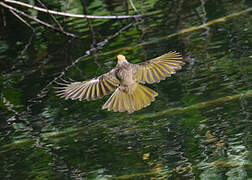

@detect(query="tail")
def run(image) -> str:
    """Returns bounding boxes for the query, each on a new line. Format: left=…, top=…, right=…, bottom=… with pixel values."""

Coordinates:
left=102, top=83, right=158, bottom=113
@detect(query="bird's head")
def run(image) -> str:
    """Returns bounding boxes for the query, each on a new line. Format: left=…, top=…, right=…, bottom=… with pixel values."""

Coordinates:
left=117, top=54, right=127, bottom=64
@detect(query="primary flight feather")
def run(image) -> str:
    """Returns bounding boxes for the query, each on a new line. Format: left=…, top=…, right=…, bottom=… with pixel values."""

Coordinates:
left=56, top=51, right=185, bottom=113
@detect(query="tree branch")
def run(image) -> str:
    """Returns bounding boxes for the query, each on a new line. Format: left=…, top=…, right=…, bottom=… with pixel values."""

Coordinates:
left=36, top=0, right=64, bottom=31
left=4, top=0, right=143, bottom=19
left=0, top=2, right=78, bottom=38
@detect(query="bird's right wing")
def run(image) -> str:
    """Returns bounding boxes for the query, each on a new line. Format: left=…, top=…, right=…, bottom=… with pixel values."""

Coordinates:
left=56, top=69, right=119, bottom=101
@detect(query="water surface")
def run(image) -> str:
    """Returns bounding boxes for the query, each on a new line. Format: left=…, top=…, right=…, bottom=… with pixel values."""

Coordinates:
left=0, top=0, right=252, bottom=179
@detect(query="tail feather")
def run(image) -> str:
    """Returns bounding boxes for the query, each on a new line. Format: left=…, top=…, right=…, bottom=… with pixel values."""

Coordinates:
left=122, top=91, right=133, bottom=113
left=132, top=86, right=146, bottom=110
left=137, top=85, right=151, bottom=107
left=102, top=83, right=158, bottom=113
left=139, top=84, right=156, bottom=103
left=112, top=93, right=120, bottom=111
left=103, top=89, right=117, bottom=111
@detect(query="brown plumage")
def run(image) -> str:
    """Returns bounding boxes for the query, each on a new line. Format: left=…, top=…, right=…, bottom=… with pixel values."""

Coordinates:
left=56, top=51, right=185, bottom=113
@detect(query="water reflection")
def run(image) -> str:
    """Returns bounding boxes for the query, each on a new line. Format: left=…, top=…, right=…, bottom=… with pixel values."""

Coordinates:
left=0, top=0, right=252, bottom=179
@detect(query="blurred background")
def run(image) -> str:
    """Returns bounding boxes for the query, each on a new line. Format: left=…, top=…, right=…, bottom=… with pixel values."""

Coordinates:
left=0, top=0, right=252, bottom=179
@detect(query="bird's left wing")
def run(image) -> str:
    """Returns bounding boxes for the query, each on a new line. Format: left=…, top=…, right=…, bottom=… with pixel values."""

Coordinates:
left=133, top=51, right=185, bottom=84
left=56, top=69, right=119, bottom=101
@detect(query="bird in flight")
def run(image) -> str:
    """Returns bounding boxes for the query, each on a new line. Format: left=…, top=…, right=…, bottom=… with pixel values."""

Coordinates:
left=56, top=52, right=185, bottom=113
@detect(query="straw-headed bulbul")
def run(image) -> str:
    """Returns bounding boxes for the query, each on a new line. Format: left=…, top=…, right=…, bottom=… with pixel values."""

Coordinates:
left=56, top=52, right=185, bottom=113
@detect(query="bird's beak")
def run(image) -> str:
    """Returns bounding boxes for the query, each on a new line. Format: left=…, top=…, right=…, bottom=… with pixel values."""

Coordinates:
left=117, top=54, right=126, bottom=62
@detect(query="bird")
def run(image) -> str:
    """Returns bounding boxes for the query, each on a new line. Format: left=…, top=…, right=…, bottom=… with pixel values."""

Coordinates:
left=56, top=52, right=185, bottom=113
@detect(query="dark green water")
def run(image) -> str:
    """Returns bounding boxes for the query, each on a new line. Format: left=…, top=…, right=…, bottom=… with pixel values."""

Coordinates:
left=0, top=0, right=252, bottom=179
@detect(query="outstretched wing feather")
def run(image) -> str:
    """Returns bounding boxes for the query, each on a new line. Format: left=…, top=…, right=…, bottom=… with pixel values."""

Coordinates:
left=56, top=69, right=119, bottom=101
left=134, top=51, right=184, bottom=84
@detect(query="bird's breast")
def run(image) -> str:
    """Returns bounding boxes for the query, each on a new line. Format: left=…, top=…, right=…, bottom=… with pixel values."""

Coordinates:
left=116, top=66, right=135, bottom=86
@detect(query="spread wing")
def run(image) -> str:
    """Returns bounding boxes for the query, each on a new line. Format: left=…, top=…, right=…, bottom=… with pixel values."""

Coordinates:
left=56, top=69, right=119, bottom=101
left=134, top=51, right=185, bottom=84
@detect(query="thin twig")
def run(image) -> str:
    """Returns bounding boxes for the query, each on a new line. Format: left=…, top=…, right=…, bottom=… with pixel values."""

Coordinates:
left=36, top=0, right=64, bottom=31
left=0, top=2, right=78, bottom=38
left=21, top=32, right=35, bottom=55
left=9, top=9, right=34, bottom=30
left=4, top=0, right=143, bottom=19
left=1, top=6, right=7, bottom=27
left=129, top=0, right=138, bottom=13
left=128, top=0, right=142, bottom=22
left=9, top=9, right=35, bottom=57
left=80, top=0, right=97, bottom=45
left=80, top=0, right=99, bottom=71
